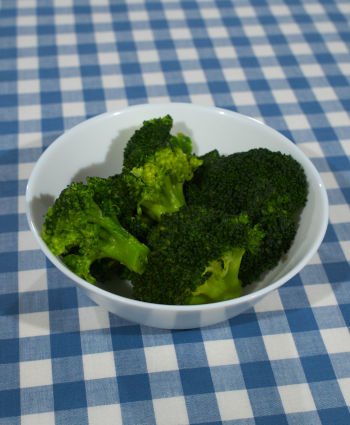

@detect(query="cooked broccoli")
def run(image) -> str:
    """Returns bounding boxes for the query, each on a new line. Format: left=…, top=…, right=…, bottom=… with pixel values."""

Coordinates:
left=184, top=148, right=308, bottom=284
left=122, top=115, right=203, bottom=221
left=41, top=177, right=150, bottom=283
left=131, top=206, right=264, bottom=305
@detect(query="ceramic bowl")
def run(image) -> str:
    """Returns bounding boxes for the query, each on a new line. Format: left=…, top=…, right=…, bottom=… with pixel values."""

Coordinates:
left=26, top=103, right=328, bottom=329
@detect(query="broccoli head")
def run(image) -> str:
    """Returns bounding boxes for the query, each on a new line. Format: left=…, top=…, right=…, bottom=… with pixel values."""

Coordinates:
left=131, top=206, right=264, bottom=305
left=123, top=115, right=203, bottom=221
left=41, top=178, right=150, bottom=283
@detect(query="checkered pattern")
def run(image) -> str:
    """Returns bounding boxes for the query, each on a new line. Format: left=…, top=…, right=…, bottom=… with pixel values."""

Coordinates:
left=1, top=0, right=349, bottom=423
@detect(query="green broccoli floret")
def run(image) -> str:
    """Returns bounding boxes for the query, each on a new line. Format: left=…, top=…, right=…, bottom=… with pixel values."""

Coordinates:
left=122, top=115, right=203, bottom=221
left=131, top=206, right=264, bottom=305
left=184, top=148, right=308, bottom=284
left=41, top=178, right=150, bottom=283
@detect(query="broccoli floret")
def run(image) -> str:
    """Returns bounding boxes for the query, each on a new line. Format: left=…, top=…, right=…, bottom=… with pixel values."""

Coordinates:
left=131, top=206, right=264, bottom=305
left=185, top=148, right=308, bottom=284
left=41, top=178, right=150, bottom=283
left=123, top=115, right=203, bottom=221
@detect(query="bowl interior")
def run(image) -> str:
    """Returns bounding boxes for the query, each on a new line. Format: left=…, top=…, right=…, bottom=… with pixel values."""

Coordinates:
left=26, top=103, right=328, bottom=306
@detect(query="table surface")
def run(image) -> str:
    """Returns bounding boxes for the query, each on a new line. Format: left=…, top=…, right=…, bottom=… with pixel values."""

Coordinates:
left=1, top=0, right=350, bottom=424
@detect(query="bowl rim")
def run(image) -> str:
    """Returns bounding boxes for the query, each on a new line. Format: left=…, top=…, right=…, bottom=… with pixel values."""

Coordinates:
left=26, top=102, right=329, bottom=312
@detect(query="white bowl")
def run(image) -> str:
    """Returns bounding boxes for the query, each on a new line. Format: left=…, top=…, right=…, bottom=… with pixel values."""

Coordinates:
left=26, top=103, right=328, bottom=329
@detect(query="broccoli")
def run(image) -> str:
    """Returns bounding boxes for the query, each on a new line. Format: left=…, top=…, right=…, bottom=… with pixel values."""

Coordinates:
left=131, top=206, right=264, bottom=305
left=122, top=115, right=203, bottom=221
left=41, top=177, right=150, bottom=283
left=184, top=148, right=308, bottom=284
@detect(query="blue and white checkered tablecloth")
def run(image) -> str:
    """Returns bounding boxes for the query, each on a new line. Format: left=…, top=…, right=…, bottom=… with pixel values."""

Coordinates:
left=1, top=0, right=350, bottom=424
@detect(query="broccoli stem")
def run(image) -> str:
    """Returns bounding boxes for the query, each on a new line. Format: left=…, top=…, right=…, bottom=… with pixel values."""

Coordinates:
left=188, top=248, right=244, bottom=304
left=140, top=174, right=186, bottom=221
left=94, top=215, right=150, bottom=275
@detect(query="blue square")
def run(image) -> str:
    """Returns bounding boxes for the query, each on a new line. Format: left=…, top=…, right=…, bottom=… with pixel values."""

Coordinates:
left=172, top=328, right=203, bottom=344
left=211, top=364, right=245, bottom=391
left=318, top=407, right=350, bottom=425
left=114, top=348, right=147, bottom=376
left=286, top=308, right=318, bottom=332
left=0, top=292, right=18, bottom=315
left=167, top=83, right=189, bottom=97
left=21, top=386, right=54, bottom=414
left=185, top=394, right=221, bottom=424
left=175, top=342, right=208, bottom=369
left=149, top=371, right=183, bottom=398
left=83, top=88, right=104, bottom=102
left=324, top=262, right=350, bottom=283
left=53, top=381, right=87, bottom=410
left=0, top=363, right=19, bottom=391
left=41, top=91, right=62, bottom=104
left=81, top=328, right=113, bottom=354
left=85, top=378, right=119, bottom=406
left=249, top=387, right=285, bottom=417
left=0, top=252, right=17, bottom=273
left=235, top=337, right=268, bottom=362
left=301, top=355, right=336, bottom=382
left=118, top=373, right=152, bottom=403
left=55, top=408, right=89, bottom=425
left=255, top=414, right=288, bottom=425
left=272, top=358, right=308, bottom=386
left=80, top=65, right=100, bottom=77
left=48, top=287, right=78, bottom=310
left=180, top=367, right=214, bottom=395
left=50, top=332, right=82, bottom=358
left=19, top=335, right=51, bottom=361
left=52, top=356, right=84, bottom=383
left=111, top=325, right=143, bottom=351
left=120, top=400, right=155, bottom=425
left=241, top=361, right=276, bottom=389
left=41, top=117, right=64, bottom=132
left=230, top=312, right=261, bottom=338
left=0, top=389, right=20, bottom=418
left=125, top=85, right=147, bottom=100
left=0, top=338, right=19, bottom=363
left=19, top=290, right=48, bottom=313
left=293, top=331, right=327, bottom=357
left=50, top=309, right=80, bottom=333
left=257, top=311, right=291, bottom=335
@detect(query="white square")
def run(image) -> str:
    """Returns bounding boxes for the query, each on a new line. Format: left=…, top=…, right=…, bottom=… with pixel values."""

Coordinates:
left=22, top=412, right=55, bottom=425
left=289, top=43, right=312, bottom=55
left=235, top=6, right=255, bottom=18
left=137, top=49, right=159, bottom=63
left=60, top=76, right=82, bottom=91
left=95, top=31, right=115, bottom=43
left=58, top=54, right=79, bottom=68
left=299, top=141, right=324, bottom=158
left=201, top=8, right=220, bottom=19
left=339, top=63, right=350, bottom=78
left=62, top=102, right=85, bottom=118
left=232, top=91, right=256, bottom=106
left=305, top=283, right=338, bottom=308
left=176, top=48, right=199, bottom=61
left=315, top=22, right=336, bottom=34
left=254, top=290, right=283, bottom=312
left=17, top=15, right=37, bottom=27
left=326, top=112, right=350, bottom=128
left=18, top=195, right=26, bottom=214
left=280, top=23, right=301, bottom=35
left=153, top=397, right=188, bottom=425
left=326, top=41, right=348, bottom=54
left=284, top=114, right=310, bottom=130
left=97, top=51, right=120, bottom=65
left=88, top=404, right=122, bottom=425
left=300, top=64, right=324, bottom=77
left=92, top=13, right=112, bottom=24
left=204, top=339, right=239, bottom=366
left=78, top=306, right=111, bottom=331
left=252, top=44, right=274, bottom=57
left=222, top=67, right=245, bottom=81
left=54, top=13, right=75, bottom=25
left=18, top=162, right=35, bottom=180
left=128, top=10, right=149, bottom=22
left=144, top=345, right=178, bottom=373
left=83, top=352, right=116, bottom=380
left=18, top=132, right=42, bottom=150
left=17, top=79, right=40, bottom=94
left=18, top=269, right=48, bottom=293
left=269, top=5, right=290, bottom=16
left=338, top=378, right=350, bottom=407
left=278, top=383, right=316, bottom=413
left=56, top=33, right=77, bottom=46
left=216, top=390, right=253, bottom=420
left=273, top=89, right=297, bottom=104
left=18, top=104, right=41, bottom=121
left=19, top=311, right=50, bottom=338
left=18, top=230, right=39, bottom=251
left=207, top=26, right=228, bottom=39
left=214, top=46, right=237, bottom=60
left=164, top=8, right=185, bottom=21
left=133, top=29, right=154, bottom=42
left=20, top=359, right=53, bottom=388
left=17, top=56, right=39, bottom=70
left=245, top=25, right=265, bottom=37
left=321, top=328, right=350, bottom=354
left=16, top=35, right=37, bottom=48
left=304, top=3, right=324, bottom=14
left=105, top=98, right=128, bottom=112
left=261, top=66, right=285, bottom=79
left=313, top=87, right=337, bottom=102
left=169, top=27, right=192, bottom=41
left=340, top=241, right=350, bottom=262
left=189, top=94, right=213, bottom=106
left=102, top=74, right=124, bottom=88
left=263, top=333, right=298, bottom=360
left=320, top=172, right=339, bottom=190
left=183, top=69, right=206, bottom=84
left=143, top=72, right=166, bottom=87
